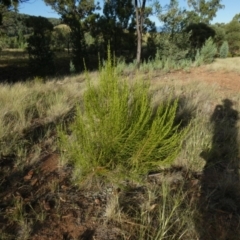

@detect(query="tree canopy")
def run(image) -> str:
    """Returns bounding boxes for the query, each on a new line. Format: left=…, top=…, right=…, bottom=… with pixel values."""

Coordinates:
left=187, top=0, right=224, bottom=23
left=4, top=0, right=240, bottom=77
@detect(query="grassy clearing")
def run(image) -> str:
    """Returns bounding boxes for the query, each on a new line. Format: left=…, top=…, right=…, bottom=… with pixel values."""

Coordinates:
left=206, top=57, right=240, bottom=73
left=1, top=56, right=240, bottom=239
left=0, top=76, right=87, bottom=166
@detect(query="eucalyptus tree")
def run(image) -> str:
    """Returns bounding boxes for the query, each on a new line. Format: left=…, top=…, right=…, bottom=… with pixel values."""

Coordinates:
left=0, top=0, right=29, bottom=25
left=0, top=0, right=18, bottom=36
left=187, top=0, right=224, bottom=23
left=0, top=0, right=19, bottom=7
left=185, top=22, right=215, bottom=56
left=0, top=4, right=11, bottom=32
left=44, top=0, right=98, bottom=71
left=159, top=0, right=186, bottom=39
left=96, top=0, right=135, bottom=57
left=181, top=0, right=224, bottom=56
left=26, top=16, right=55, bottom=76
left=134, top=0, right=146, bottom=67
left=132, top=0, right=158, bottom=67
left=233, top=13, right=240, bottom=23
left=211, top=23, right=226, bottom=48
left=97, top=0, right=155, bottom=65
left=225, top=19, right=240, bottom=56
left=157, top=0, right=191, bottom=60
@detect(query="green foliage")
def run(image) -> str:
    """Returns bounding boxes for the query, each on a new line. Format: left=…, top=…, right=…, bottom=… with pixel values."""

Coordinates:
left=183, top=10, right=201, bottom=25
left=154, top=0, right=192, bottom=61
left=26, top=16, right=55, bottom=76
left=96, top=0, right=136, bottom=57
left=225, top=20, right=240, bottom=56
left=58, top=48, right=187, bottom=183
left=212, top=24, right=226, bottom=48
left=185, top=22, right=215, bottom=56
left=64, top=14, right=87, bottom=71
left=0, top=8, right=61, bottom=52
left=0, top=0, right=19, bottom=8
left=198, top=37, right=217, bottom=64
left=96, top=0, right=156, bottom=63
left=16, top=30, right=27, bottom=49
left=154, top=33, right=191, bottom=62
left=159, top=0, right=186, bottom=35
left=47, top=17, right=61, bottom=26
left=44, top=0, right=97, bottom=72
left=0, top=8, right=34, bottom=38
left=187, top=0, right=224, bottom=23
left=69, top=60, right=76, bottom=74
left=0, top=1, right=18, bottom=26
left=51, top=26, right=70, bottom=51
left=219, top=41, right=229, bottom=58
left=194, top=49, right=203, bottom=66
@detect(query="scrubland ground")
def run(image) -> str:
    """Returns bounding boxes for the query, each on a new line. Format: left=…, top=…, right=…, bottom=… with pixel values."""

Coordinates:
left=1, top=57, right=240, bottom=240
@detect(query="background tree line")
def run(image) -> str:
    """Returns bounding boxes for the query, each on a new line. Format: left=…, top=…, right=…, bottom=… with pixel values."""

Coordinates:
left=1, top=0, right=240, bottom=76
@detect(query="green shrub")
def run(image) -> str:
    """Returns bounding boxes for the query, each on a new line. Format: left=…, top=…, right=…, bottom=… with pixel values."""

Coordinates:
left=194, top=49, right=204, bottom=66
left=199, top=37, right=217, bottom=64
left=69, top=60, right=76, bottom=74
left=58, top=48, right=188, bottom=183
left=219, top=41, right=229, bottom=58
left=154, top=30, right=191, bottom=62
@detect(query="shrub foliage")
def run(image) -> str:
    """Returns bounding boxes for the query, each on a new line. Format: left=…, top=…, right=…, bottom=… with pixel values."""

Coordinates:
left=199, top=37, right=217, bottom=64
left=58, top=49, right=188, bottom=182
left=219, top=41, right=229, bottom=58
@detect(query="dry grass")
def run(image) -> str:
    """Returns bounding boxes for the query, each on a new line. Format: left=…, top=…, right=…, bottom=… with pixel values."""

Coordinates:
left=206, top=57, right=240, bottom=73
left=0, top=76, right=87, bottom=157
left=1, top=57, right=240, bottom=239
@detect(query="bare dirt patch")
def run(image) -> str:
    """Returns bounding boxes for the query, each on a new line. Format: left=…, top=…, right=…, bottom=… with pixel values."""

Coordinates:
left=166, top=65, right=240, bottom=94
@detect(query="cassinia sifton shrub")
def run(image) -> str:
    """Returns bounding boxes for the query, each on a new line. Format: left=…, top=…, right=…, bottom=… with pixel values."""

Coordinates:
left=199, top=37, right=217, bottom=64
left=194, top=49, right=204, bottom=66
left=219, top=41, right=229, bottom=58
left=58, top=48, right=188, bottom=182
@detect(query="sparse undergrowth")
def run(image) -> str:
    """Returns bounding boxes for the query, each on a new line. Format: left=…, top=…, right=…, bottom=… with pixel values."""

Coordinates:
left=1, top=57, right=240, bottom=239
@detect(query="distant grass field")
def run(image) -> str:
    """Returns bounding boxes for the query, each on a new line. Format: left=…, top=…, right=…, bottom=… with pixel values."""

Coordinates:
left=206, top=57, right=240, bottom=72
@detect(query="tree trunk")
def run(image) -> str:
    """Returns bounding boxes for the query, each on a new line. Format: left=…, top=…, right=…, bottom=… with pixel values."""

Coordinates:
left=135, top=0, right=146, bottom=69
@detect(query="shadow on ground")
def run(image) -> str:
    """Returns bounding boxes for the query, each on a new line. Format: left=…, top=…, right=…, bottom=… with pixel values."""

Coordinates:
left=196, top=99, right=240, bottom=240
left=0, top=50, right=75, bottom=83
left=0, top=50, right=109, bottom=83
left=0, top=57, right=70, bottom=83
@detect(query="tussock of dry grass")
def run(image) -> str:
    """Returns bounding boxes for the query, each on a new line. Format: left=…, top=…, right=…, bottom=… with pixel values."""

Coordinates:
left=0, top=76, right=87, bottom=156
